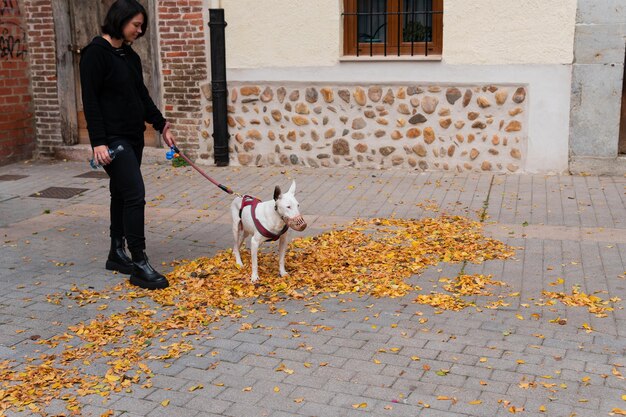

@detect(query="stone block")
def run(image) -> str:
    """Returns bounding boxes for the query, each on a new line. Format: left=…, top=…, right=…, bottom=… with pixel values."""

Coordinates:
left=577, top=0, right=626, bottom=24
left=570, top=63, right=622, bottom=157
left=574, top=23, right=626, bottom=64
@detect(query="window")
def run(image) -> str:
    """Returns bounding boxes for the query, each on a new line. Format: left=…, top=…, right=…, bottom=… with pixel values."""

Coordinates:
left=343, top=0, right=443, bottom=57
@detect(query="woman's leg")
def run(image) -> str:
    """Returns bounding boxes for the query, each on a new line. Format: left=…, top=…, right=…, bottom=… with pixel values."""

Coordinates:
left=103, top=140, right=134, bottom=274
left=104, top=139, right=146, bottom=252
left=104, top=138, right=167, bottom=289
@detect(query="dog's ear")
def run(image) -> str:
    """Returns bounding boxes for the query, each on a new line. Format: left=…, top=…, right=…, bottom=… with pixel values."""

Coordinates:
left=273, top=185, right=281, bottom=201
left=287, top=180, right=296, bottom=194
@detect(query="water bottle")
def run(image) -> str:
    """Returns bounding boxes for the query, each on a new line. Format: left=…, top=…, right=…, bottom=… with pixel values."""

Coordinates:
left=90, top=145, right=124, bottom=169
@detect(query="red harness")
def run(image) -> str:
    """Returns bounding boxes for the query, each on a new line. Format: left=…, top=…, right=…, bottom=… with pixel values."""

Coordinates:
left=239, top=195, right=288, bottom=241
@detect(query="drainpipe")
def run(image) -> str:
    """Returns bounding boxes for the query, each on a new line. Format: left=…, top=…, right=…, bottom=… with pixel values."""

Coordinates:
left=209, top=6, right=229, bottom=166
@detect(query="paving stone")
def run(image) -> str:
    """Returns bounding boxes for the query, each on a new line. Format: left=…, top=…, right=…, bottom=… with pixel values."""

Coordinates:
left=2, top=162, right=626, bottom=417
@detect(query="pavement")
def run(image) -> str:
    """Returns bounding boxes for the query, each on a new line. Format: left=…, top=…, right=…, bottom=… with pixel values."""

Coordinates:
left=0, top=159, right=625, bottom=417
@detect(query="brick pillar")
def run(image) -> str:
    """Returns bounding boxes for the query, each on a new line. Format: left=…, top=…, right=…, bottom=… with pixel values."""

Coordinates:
left=0, top=0, right=35, bottom=166
left=157, top=0, right=207, bottom=159
left=22, top=0, right=61, bottom=159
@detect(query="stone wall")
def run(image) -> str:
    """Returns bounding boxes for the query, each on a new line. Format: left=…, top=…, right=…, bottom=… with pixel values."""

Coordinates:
left=198, top=83, right=528, bottom=172
left=569, top=0, right=626, bottom=174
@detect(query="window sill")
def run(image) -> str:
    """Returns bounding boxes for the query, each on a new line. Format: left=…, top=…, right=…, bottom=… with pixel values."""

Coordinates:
left=340, top=55, right=442, bottom=62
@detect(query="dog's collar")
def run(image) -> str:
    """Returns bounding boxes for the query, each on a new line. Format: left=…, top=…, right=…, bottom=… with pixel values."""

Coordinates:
left=240, top=195, right=288, bottom=241
left=275, top=203, right=288, bottom=223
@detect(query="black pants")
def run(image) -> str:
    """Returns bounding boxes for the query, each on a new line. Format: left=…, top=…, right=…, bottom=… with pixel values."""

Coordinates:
left=103, top=138, right=145, bottom=253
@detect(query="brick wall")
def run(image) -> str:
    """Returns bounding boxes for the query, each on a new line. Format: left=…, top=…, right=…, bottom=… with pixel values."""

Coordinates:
left=157, top=0, right=207, bottom=158
left=10, top=0, right=208, bottom=163
left=0, top=0, right=35, bottom=166
left=22, top=0, right=61, bottom=159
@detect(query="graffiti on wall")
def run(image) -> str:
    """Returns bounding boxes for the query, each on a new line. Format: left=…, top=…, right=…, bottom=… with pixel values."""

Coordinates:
left=0, top=0, right=27, bottom=60
left=0, top=0, right=19, bottom=16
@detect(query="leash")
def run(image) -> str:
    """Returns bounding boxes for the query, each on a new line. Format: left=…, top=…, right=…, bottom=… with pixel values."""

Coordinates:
left=163, top=124, right=241, bottom=197
left=162, top=125, right=305, bottom=237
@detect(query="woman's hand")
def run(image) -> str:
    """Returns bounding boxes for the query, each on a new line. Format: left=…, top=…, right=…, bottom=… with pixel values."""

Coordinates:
left=163, top=129, right=176, bottom=148
left=92, top=145, right=112, bottom=166
left=162, top=122, right=176, bottom=148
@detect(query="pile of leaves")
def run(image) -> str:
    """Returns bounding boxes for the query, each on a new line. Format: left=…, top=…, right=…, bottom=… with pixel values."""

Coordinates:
left=541, top=285, right=621, bottom=318
left=1, top=215, right=516, bottom=415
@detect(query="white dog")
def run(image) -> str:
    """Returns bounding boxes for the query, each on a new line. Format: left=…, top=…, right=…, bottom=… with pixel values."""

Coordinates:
left=231, top=180, right=306, bottom=282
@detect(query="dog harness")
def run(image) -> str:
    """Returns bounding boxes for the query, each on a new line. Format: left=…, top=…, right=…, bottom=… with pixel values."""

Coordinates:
left=239, top=195, right=288, bottom=241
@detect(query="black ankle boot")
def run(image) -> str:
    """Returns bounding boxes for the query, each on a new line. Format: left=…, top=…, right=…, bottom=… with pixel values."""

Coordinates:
left=129, top=250, right=169, bottom=290
left=105, top=237, right=134, bottom=275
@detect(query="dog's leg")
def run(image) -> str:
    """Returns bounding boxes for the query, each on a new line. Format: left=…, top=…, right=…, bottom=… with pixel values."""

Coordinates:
left=231, top=198, right=244, bottom=266
left=278, top=233, right=288, bottom=277
left=250, top=234, right=263, bottom=283
left=232, top=221, right=244, bottom=267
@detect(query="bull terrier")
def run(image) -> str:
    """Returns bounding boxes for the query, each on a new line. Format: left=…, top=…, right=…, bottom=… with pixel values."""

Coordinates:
left=231, top=180, right=306, bottom=282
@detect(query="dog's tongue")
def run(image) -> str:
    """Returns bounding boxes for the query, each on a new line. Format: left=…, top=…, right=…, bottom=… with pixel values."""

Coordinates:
left=288, top=215, right=307, bottom=231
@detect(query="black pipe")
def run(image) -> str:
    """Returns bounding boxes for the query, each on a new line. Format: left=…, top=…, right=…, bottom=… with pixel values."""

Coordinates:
left=208, top=9, right=229, bottom=166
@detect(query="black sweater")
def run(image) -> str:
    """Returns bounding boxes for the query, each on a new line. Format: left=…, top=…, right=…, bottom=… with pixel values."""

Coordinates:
left=79, top=36, right=166, bottom=148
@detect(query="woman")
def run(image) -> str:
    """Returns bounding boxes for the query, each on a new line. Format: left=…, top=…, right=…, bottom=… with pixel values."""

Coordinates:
left=80, top=0, right=174, bottom=289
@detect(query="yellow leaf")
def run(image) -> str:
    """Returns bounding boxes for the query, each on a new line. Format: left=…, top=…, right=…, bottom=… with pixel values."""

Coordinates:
left=161, top=399, right=170, bottom=407
left=373, top=359, right=381, bottom=364
left=469, top=400, right=482, bottom=405
left=539, top=405, right=546, bottom=412
left=622, top=394, right=626, bottom=401
left=515, top=314, right=524, bottom=320
left=411, top=356, right=420, bottom=361
left=352, top=402, right=367, bottom=409
left=294, top=398, right=304, bottom=403
left=273, top=386, right=280, bottom=393
left=479, top=357, right=487, bottom=363
left=188, top=384, right=203, bottom=392
left=105, top=374, right=120, bottom=382
left=242, top=386, right=252, bottom=392
left=516, top=360, right=525, bottom=364
left=611, top=409, right=626, bottom=416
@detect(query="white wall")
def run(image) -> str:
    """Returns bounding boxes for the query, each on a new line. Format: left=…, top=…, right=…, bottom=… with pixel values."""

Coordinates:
left=445, top=0, right=577, bottom=65
left=203, top=0, right=577, bottom=173
left=215, top=0, right=576, bottom=68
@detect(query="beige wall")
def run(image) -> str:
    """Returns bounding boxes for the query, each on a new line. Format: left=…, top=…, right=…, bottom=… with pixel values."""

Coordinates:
left=445, top=0, right=577, bottom=64
left=221, top=0, right=340, bottom=68
left=216, top=0, right=576, bottom=68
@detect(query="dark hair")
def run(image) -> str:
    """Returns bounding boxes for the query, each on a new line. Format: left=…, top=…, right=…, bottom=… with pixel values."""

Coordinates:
left=101, top=0, right=148, bottom=40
